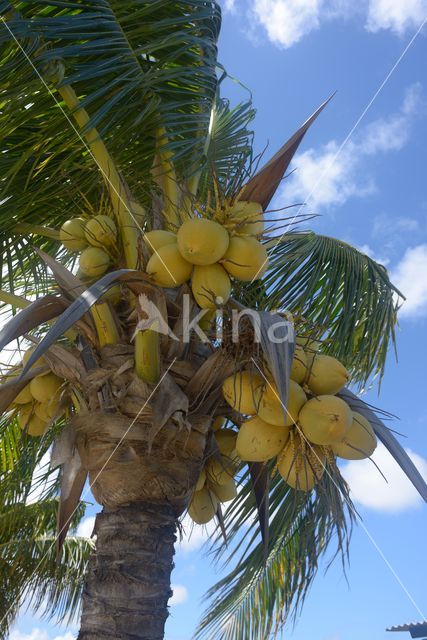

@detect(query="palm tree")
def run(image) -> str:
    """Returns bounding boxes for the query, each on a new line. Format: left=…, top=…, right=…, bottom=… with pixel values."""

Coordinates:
left=0, top=2, right=426, bottom=639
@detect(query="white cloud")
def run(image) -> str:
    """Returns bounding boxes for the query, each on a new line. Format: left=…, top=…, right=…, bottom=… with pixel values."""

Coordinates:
left=282, top=84, right=423, bottom=211
left=245, top=0, right=426, bottom=49
left=76, top=516, right=96, bottom=538
left=250, top=0, right=324, bottom=49
left=10, top=630, right=75, bottom=640
left=391, top=244, right=427, bottom=316
left=169, top=584, right=188, bottom=606
left=366, top=0, right=427, bottom=35
left=341, top=443, right=427, bottom=512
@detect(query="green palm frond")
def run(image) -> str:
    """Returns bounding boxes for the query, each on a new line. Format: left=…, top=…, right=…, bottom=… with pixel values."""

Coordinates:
left=1, top=508, right=91, bottom=636
left=259, top=232, right=401, bottom=384
left=197, top=96, right=256, bottom=199
left=196, top=467, right=353, bottom=640
left=0, top=0, right=222, bottom=281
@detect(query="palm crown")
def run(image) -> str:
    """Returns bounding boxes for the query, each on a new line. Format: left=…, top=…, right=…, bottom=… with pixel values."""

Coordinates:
left=1, top=2, right=426, bottom=639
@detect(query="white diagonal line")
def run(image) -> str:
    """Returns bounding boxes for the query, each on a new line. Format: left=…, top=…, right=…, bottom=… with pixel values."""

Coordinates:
left=0, top=16, right=177, bottom=284
left=252, top=15, right=427, bottom=281
left=251, top=357, right=425, bottom=619
left=0, top=358, right=177, bottom=629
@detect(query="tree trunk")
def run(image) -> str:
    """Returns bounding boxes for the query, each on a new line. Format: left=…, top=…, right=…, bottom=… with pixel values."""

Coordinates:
left=78, top=501, right=176, bottom=640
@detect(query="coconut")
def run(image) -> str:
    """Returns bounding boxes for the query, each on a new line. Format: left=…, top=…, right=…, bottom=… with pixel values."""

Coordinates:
left=79, top=247, right=110, bottom=278
left=191, top=264, right=231, bottom=309
left=236, top=416, right=290, bottom=462
left=143, top=230, right=177, bottom=253
left=101, top=284, right=122, bottom=305
left=188, top=486, right=218, bottom=524
left=195, top=468, right=206, bottom=491
left=14, top=384, right=33, bottom=405
left=299, top=395, right=352, bottom=445
left=34, top=399, right=59, bottom=423
left=59, top=218, right=87, bottom=252
left=214, top=429, right=237, bottom=457
left=306, top=354, right=349, bottom=395
left=210, top=477, right=237, bottom=503
left=18, top=405, right=48, bottom=437
left=22, top=347, right=49, bottom=376
left=332, top=411, right=377, bottom=460
left=146, top=243, right=193, bottom=287
left=225, top=201, right=264, bottom=236
left=278, top=432, right=325, bottom=491
left=290, top=345, right=307, bottom=384
left=222, top=371, right=264, bottom=415
left=257, top=379, right=307, bottom=427
left=30, top=372, right=62, bottom=404
left=177, top=218, right=229, bottom=265
left=84, top=215, right=117, bottom=248
left=205, top=456, right=235, bottom=486
left=212, top=416, right=225, bottom=431
left=222, top=236, right=268, bottom=281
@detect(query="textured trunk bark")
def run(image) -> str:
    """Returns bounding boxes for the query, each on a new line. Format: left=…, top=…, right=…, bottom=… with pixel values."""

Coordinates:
left=78, top=502, right=176, bottom=640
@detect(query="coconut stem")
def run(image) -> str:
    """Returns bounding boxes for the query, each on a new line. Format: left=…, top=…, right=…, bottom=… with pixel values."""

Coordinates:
left=58, top=85, right=139, bottom=270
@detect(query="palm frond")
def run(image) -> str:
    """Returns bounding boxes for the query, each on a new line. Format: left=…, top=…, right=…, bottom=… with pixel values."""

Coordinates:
left=261, top=232, right=402, bottom=384
left=0, top=0, right=221, bottom=282
left=196, top=466, right=353, bottom=640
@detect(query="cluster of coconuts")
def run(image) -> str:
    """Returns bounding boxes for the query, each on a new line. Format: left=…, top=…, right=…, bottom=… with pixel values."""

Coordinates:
left=188, top=417, right=240, bottom=525
left=59, top=215, right=117, bottom=278
left=143, top=201, right=268, bottom=309
left=221, top=342, right=378, bottom=492
left=5, top=348, right=64, bottom=437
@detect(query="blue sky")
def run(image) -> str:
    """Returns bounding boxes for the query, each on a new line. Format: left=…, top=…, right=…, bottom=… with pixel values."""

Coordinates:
left=10, top=1, right=427, bottom=639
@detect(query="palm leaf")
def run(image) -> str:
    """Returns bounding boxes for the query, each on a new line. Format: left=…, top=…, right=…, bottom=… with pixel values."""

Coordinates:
left=263, top=232, right=402, bottom=384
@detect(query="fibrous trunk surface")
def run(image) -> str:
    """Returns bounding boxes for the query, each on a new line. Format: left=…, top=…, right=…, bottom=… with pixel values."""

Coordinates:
left=78, top=502, right=176, bottom=640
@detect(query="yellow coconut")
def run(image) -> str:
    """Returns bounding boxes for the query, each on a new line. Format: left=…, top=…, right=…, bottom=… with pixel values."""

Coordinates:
left=195, top=468, right=206, bottom=491
left=34, top=399, right=59, bottom=423
left=30, top=372, right=62, bottom=404
left=191, top=264, right=231, bottom=309
left=143, top=230, right=177, bottom=253
left=299, top=395, right=352, bottom=445
left=222, top=236, right=268, bottom=281
left=188, top=486, right=218, bottom=524
left=59, top=218, right=87, bottom=252
left=22, top=347, right=49, bottom=376
left=306, top=354, right=349, bottom=395
left=236, top=416, right=290, bottom=462
left=290, top=345, right=307, bottom=384
left=146, top=243, right=193, bottom=287
left=225, top=201, right=264, bottom=236
left=84, top=215, right=117, bottom=248
left=278, top=432, right=325, bottom=491
left=101, top=284, right=122, bottom=305
left=212, top=416, right=226, bottom=431
left=79, top=247, right=110, bottom=278
left=210, top=477, right=237, bottom=503
left=15, top=384, right=33, bottom=405
left=18, top=405, right=48, bottom=437
left=205, top=456, right=235, bottom=486
left=214, top=429, right=237, bottom=457
left=257, top=379, right=307, bottom=427
left=332, top=411, right=377, bottom=460
left=222, top=371, right=264, bottom=415
left=177, top=218, right=230, bottom=265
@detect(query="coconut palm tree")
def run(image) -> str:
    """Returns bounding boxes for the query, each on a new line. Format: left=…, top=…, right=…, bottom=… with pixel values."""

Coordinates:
left=1, top=2, right=426, bottom=640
